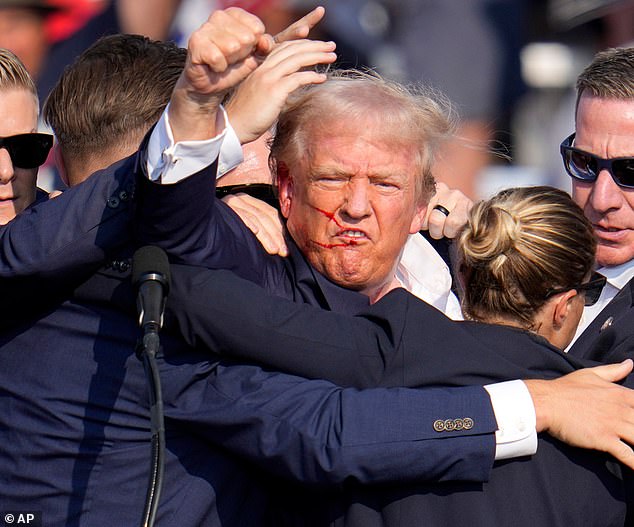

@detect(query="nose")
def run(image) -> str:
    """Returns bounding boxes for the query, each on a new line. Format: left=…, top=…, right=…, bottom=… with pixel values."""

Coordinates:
left=0, top=148, right=15, bottom=185
left=588, top=169, right=623, bottom=213
left=340, top=179, right=372, bottom=219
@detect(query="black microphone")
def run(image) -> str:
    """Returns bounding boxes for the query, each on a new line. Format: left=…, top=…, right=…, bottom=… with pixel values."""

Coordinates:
left=132, top=246, right=171, bottom=334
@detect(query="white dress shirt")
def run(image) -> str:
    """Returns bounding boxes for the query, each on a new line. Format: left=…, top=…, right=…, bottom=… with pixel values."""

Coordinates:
left=145, top=108, right=538, bottom=460
left=567, top=260, right=634, bottom=349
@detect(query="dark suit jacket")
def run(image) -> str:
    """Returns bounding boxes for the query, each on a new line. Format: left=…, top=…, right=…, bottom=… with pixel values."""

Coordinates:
left=135, top=165, right=630, bottom=525
left=0, top=155, right=508, bottom=526
left=569, top=276, right=634, bottom=363
left=165, top=268, right=629, bottom=526
left=0, top=155, right=503, bottom=482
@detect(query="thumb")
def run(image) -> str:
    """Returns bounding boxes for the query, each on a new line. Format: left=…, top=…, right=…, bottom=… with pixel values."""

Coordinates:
left=588, top=359, right=633, bottom=382
left=255, top=34, right=275, bottom=60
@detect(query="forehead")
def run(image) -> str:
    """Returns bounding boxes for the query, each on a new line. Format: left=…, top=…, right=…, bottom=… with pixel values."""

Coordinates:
left=575, top=94, right=634, bottom=156
left=0, top=87, right=37, bottom=137
left=302, top=121, right=419, bottom=178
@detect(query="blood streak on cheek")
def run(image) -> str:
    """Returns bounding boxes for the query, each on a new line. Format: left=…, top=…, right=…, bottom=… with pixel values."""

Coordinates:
left=309, top=206, right=358, bottom=248
left=313, top=206, right=343, bottom=229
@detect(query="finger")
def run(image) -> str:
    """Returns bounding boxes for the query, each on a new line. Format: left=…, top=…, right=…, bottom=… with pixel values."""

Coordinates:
left=261, top=39, right=336, bottom=70
left=256, top=59, right=328, bottom=93
left=254, top=33, right=275, bottom=60
left=224, top=7, right=266, bottom=37
left=274, top=71, right=329, bottom=94
left=274, top=6, right=325, bottom=43
left=442, top=200, right=471, bottom=239
left=190, top=10, right=264, bottom=71
left=222, top=194, right=285, bottom=255
left=241, top=211, right=282, bottom=255
left=588, top=359, right=634, bottom=383
left=48, top=190, right=63, bottom=199
left=426, top=208, right=448, bottom=239
left=609, top=440, right=634, bottom=470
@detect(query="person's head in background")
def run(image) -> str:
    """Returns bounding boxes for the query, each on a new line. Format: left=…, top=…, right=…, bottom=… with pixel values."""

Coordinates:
left=269, top=69, right=456, bottom=301
left=565, top=47, right=634, bottom=268
left=0, top=0, right=59, bottom=80
left=43, top=33, right=186, bottom=187
left=457, top=186, right=601, bottom=349
left=0, top=47, right=52, bottom=224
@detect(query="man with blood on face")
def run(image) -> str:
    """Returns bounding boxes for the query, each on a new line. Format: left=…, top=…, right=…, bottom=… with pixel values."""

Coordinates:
left=272, top=71, right=449, bottom=302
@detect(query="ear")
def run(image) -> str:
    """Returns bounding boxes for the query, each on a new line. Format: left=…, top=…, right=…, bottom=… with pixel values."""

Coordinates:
left=409, top=204, right=428, bottom=234
left=53, top=144, right=69, bottom=187
left=552, top=289, right=579, bottom=328
left=277, top=161, right=293, bottom=219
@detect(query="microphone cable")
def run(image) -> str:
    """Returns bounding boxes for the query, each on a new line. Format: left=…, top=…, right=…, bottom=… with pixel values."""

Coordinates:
left=132, top=246, right=171, bottom=527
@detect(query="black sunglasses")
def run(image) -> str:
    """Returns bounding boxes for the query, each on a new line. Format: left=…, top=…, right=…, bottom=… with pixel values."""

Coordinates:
left=0, top=133, right=53, bottom=169
left=560, top=133, right=634, bottom=188
left=545, top=272, right=607, bottom=307
left=215, top=183, right=279, bottom=208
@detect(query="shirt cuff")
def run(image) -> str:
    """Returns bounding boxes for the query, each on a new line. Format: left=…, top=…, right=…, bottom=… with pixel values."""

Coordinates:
left=146, top=102, right=228, bottom=184
left=217, top=122, right=244, bottom=179
left=484, top=380, right=537, bottom=460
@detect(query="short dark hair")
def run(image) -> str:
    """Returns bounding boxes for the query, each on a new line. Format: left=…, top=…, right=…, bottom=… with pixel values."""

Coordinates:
left=43, top=33, right=186, bottom=162
left=576, top=47, right=634, bottom=110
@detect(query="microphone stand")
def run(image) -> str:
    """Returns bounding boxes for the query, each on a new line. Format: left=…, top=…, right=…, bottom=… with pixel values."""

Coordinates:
left=137, top=328, right=165, bottom=527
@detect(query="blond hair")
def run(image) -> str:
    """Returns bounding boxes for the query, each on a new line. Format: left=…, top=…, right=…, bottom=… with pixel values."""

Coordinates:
left=0, top=48, right=37, bottom=107
left=457, top=186, right=595, bottom=329
left=269, top=69, right=458, bottom=205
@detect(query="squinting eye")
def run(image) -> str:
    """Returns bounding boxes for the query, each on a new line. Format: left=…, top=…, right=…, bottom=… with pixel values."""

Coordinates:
left=315, top=176, right=346, bottom=186
left=375, top=181, right=399, bottom=190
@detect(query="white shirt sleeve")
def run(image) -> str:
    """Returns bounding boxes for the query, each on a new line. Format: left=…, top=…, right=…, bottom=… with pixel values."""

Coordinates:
left=146, top=103, right=243, bottom=184
left=484, top=380, right=537, bottom=460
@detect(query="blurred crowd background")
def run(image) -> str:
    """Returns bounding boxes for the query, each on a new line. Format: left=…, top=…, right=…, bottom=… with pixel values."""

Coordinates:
left=5, top=0, right=634, bottom=199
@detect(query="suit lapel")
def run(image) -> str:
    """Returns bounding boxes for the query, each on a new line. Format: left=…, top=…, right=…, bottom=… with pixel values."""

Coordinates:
left=569, top=277, right=634, bottom=359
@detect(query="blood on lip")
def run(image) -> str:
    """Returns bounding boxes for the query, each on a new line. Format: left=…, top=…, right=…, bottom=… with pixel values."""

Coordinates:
left=311, top=206, right=360, bottom=248
left=313, top=240, right=357, bottom=249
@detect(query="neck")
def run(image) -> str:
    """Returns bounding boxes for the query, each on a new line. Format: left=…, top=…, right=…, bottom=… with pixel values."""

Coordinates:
left=364, top=274, right=402, bottom=304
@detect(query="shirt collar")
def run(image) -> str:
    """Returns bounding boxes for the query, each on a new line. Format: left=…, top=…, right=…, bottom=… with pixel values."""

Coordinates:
left=396, top=233, right=462, bottom=319
left=597, top=260, right=634, bottom=291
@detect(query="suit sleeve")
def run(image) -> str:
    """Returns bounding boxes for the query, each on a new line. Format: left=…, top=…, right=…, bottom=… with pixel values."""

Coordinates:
left=166, top=267, right=581, bottom=389
left=161, top=359, right=497, bottom=485
left=134, top=157, right=275, bottom=284
left=0, top=155, right=137, bottom=281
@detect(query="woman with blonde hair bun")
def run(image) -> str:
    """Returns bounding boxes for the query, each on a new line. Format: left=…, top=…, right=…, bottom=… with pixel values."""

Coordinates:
left=457, top=185, right=605, bottom=349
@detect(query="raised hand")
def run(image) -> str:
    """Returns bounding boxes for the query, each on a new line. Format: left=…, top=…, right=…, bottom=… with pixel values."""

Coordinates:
left=226, top=38, right=336, bottom=144
left=169, top=8, right=274, bottom=143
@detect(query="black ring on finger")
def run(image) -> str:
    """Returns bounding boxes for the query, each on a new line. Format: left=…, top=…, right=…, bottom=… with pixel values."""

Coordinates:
left=433, top=204, right=450, bottom=217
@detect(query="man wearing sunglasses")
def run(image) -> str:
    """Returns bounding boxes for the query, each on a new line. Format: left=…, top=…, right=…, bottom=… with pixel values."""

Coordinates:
left=0, top=47, right=51, bottom=226
left=559, top=47, right=634, bottom=363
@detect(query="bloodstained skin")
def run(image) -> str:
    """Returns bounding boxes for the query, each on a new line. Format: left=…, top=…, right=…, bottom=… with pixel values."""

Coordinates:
left=311, top=206, right=358, bottom=249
